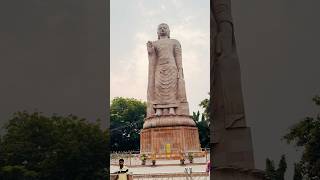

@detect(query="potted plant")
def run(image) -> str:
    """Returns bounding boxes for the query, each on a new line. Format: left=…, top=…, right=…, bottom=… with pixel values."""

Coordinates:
left=180, top=158, right=185, bottom=165
left=188, top=152, right=194, bottom=163
left=140, top=154, right=147, bottom=165
left=151, top=153, right=156, bottom=166
left=179, top=152, right=185, bottom=165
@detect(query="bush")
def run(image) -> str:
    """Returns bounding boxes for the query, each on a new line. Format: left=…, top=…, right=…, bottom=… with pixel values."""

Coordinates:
left=0, top=111, right=109, bottom=180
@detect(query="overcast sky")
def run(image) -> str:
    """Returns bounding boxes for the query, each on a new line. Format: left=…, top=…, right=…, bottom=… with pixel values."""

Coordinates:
left=232, top=0, right=320, bottom=178
left=0, top=0, right=108, bottom=128
left=110, top=0, right=210, bottom=114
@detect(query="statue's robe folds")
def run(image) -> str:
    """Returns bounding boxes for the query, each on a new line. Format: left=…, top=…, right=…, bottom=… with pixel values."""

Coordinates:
left=212, top=0, right=247, bottom=140
left=211, top=0, right=255, bottom=169
left=146, top=38, right=189, bottom=117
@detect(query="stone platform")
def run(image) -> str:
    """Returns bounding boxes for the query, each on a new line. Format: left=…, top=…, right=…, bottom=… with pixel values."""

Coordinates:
left=140, top=125, right=201, bottom=154
left=143, top=115, right=196, bottom=129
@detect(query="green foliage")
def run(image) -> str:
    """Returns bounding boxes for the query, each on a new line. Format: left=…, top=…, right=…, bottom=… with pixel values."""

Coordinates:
left=265, top=158, right=277, bottom=180
left=187, top=152, right=194, bottom=161
left=0, top=111, right=109, bottom=180
left=199, top=97, right=210, bottom=120
left=293, top=163, right=303, bottom=180
left=192, top=111, right=209, bottom=148
left=0, top=165, right=38, bottom=180
left=284, top=95, right=320, bottom=179
left=265, top=155, right=287, bottom=180
left=313, top=95, right=320, bottom=106
left=140, top=154, right=147, bottom=161
left=110, top=97, right=146, bottom=151
left=192, top=94, right=210, bottom=148
left=276, top=155, right=287, bottom=180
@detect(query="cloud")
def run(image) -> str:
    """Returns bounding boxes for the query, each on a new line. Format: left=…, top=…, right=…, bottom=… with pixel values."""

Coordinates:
left=171, top=0, right=183, bottom=9
left=110, top=32, right=151, bottom=102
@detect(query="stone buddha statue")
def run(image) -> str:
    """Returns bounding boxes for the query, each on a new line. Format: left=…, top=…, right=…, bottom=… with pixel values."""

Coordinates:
left=146, top=23, right=189, bottom=118
left=140, top=23, right=200, bottom=154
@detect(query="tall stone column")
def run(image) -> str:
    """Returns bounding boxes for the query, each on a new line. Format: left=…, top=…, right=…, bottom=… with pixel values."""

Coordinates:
left=211, top=0, right=257, bottom=171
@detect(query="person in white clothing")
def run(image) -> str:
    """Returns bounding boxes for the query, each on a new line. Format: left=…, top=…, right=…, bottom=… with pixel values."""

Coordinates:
left=114, top=159, right=131, bottom=180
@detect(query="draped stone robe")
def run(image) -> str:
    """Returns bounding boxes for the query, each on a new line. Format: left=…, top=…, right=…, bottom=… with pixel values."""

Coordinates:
left=146, top=38, right=189, bottom=117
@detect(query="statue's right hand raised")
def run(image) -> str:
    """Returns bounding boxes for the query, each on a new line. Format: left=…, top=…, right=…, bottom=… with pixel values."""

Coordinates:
left=147, top=41, right=154, bottom=54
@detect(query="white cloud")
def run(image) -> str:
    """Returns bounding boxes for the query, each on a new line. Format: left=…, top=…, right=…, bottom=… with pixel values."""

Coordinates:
left=161, top=4, right=166, bottom=10
left=171, top=0, right=183, bottom=9
left=110, top=32, right=151, bottom=102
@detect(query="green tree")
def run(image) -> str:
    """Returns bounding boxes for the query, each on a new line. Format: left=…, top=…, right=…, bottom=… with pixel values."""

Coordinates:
left=110, top=97, right=146, bottom=151
left=265, top=158, right=277, bottom=180
left=265, top=155, right=287, bottom=180
left=192, top=111, right=209, bottom=148
left=313, top=95, right=320, bottom=105
left=0, top=111, right=109, bottom=180
left=284, top=95, right=320, bottom=179
left=293, top=163, right=303, bottom=180
left=0, top=165, right=38, bottom=180
left=276, top=155, right=287, bottom=180
left=192, top=94, right=210, bottom=148
left=199, top=96, right=210, bottom=121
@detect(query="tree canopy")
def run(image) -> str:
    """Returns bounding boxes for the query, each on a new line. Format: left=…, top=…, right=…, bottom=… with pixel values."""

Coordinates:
left=0, top=111, right=109, bottom=180
left=192, top=95, right=210, bottom=148
left=192, top=111, right=209, bottom=148
left=199, top=97, right=209, bottom=121
left=284, top=95, right=320, bottom=179
left=265, top=155, right=287, bottom=180
left=110, top=97, right=146, bottom=151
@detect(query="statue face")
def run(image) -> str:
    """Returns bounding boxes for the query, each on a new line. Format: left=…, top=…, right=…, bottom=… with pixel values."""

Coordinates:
left=157, top=23, right=170, bottom=39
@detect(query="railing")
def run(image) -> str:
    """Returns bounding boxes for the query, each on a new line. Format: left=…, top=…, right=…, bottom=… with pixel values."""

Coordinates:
left=110, top=149, right=210, bottom=166
left=110, top=172, right=209, bottom=180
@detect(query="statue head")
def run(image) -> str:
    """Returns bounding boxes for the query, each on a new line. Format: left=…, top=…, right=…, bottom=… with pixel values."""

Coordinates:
left=157, top=23, right=170, bottom=39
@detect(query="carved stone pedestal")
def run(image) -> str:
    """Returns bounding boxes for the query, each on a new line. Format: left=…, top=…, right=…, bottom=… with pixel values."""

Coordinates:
left=140, top=123, right=201, bottom=154
left=212, top=167, right=266, bottom=180
left=143, top=115, right=196, bottom=129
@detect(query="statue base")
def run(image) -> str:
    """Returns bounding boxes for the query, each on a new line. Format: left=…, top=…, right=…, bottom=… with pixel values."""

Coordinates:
left=143, top=115, right=196, bottom=129
left=212, top=167, right=266, bottom=180
left=140, top=125, right=201, bottom=155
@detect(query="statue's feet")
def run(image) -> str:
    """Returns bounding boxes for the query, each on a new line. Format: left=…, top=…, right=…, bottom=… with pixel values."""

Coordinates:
left=169, top=108, right=175, bottom=115
left=155, top=109, right=162, bottom=116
